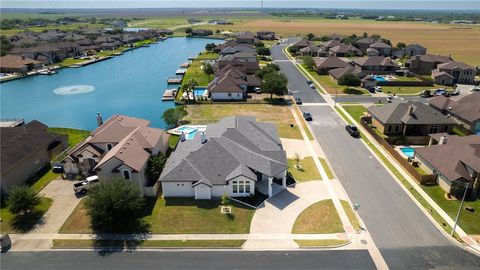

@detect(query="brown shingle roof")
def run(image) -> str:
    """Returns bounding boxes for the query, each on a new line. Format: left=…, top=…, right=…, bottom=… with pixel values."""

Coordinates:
left=314, top=56, right=349, bottom=69
left=429, top=92, right=480, bottom=123
left=0, top=55, right=41, bottom=69
left=353, top=56, right=395, bottom=67
left=437, top=61, right=474, bottom=71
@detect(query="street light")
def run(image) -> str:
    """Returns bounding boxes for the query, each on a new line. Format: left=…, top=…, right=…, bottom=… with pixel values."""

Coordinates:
left=451, top=181, right=469, bottom=237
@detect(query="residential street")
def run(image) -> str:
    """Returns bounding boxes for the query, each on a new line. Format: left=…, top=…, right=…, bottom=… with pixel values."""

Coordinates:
left=1, top=250, right=376, bottom=270
left=271, top=41, right=480, bottom=269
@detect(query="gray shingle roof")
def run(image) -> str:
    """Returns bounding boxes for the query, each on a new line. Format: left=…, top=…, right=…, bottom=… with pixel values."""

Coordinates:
left=368, top=101, right=456, bottom=125
left=160, top=116, right=287, bottom=186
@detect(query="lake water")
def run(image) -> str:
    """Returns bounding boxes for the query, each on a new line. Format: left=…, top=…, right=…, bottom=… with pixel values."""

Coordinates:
left=0, top=37, right=219, bottom=130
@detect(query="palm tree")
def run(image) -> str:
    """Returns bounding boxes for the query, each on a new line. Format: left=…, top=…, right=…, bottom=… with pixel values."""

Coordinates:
left=187, top=79, right=198, bottom=102
left=182, top=84, right=191, bottom=102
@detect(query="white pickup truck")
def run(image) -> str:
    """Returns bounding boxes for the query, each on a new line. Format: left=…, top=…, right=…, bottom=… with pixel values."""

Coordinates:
left=73, top=175, right=99, bottom=194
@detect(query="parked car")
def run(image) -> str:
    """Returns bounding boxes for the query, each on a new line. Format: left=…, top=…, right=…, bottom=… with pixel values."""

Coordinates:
left=73, top=175, right=99, bottom=195
left=420, top=90, right=432, bottom=98
left=433, top=88, right=447, bottom=96
left=366, top=87, right=376, bottom=93
left=306, top=79, right=313, bottom=85
left=1, top=234, right=11, bottom=253
left=254, top=87, right=261, bottom=94
left=52, top=165, right=64, bottom=173
left=386, top=95, right=394, bottom=103
left=295, top=97, right=302, bottom=105
left=345, top=124, right=360, bottom=137
left=303, top=112, right=312, bottom=121
left=309, top=83, right=316, bottom=89
left=374, top=86, right=382, bottom=92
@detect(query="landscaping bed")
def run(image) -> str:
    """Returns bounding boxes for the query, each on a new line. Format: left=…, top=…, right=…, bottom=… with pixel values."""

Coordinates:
left=292, top=199, right=344, bottom=234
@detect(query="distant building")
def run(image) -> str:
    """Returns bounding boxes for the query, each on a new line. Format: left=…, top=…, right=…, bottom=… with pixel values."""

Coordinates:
left=0, top=55, right=43, bottom=74
left=404, top=44, right=427, bottom=57
left=235, top=31, right=255, bottom=44
left=256, top=30, right=276, bottom=40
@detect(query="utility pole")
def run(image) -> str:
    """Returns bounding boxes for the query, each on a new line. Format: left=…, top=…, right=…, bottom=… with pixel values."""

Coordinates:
left=451, top=182, right=469, bottom=237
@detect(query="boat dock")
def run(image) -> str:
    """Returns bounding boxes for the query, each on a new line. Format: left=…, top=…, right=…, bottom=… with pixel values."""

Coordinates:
left=162, top=89, right=177, bottom=101
left=167, top=76, right=183, bottom=84
left=0, top=118, right=25, bottom=127
left=69, top=56, right=113, bottom=68
left=176, top=69, right=187, bottom=75
left=180, top=62, right=190, bottom=68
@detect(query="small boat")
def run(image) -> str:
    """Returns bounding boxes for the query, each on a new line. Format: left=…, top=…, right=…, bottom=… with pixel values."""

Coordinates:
left=38, top=69, right=56, bottom=75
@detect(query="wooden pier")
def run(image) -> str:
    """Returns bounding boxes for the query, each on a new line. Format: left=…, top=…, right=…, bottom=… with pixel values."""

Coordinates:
left=167, top=76, right=183, bottom=84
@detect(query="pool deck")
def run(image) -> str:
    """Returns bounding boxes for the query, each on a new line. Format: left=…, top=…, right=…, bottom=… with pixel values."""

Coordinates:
left=167, top=125, right=207, bottom=136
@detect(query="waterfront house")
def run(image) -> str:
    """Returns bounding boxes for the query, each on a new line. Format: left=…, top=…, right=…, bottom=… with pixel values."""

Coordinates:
left=432, top=61, right=476, bottom=85
left=367, top=101, right=456, bottom=136
left=191, top=29, right=213, bottom=36
left=10, top=45, right=61, bottom=64
left=1, top=120, right=67, bottom=194
left=405, top=54, right=452, bottom=75
left=207, top=76, right=247, bottom=101
left=429, top=92, right=480, bottom=135
left=414, top=134, right=480, bottom=197
left=329, top=44, right=362, bottom=57
left=0, top=55, right=43, bottom=74
left=235, top=31, right=255, bottom=44
left=314, top=56, right=349, bottom=75
left=352, top=56, right=397, bottom=75
left=159, top=116, right=288, bottom=199
left=61, top=115, right=170, bottom=196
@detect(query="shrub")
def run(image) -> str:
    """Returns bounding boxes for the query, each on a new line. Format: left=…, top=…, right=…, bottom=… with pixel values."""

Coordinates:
left=7, top=186, right=40, bottom=215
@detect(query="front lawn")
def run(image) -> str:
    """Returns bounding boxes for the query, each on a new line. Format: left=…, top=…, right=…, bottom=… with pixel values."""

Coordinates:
left=58, top=58, right=85, bottom=67
left=0, top=197, right=53, bottom=233
left=381, top=85, right=453, bottom=95
left=288, top=157, right=322, bottom=182
left=342, top=105, right=368, bottom=123
left=292, top=199, right=344, bottom=234
left=184, top=104, right=303, bottom=139
left=48, top=127, right=90, bottom=147
left=340, top=200, right=361, bottom=232
left=421, top=185, right=480, bottom=235
left=60, top=197, right=255, bottom=234
left=26, top=165, right=62, bottom=193
left=181, top=60, right=211, bottom=87
left=195, top=51, right=219, bottom=61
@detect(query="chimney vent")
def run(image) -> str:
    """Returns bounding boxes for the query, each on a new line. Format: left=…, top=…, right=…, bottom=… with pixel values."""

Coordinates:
left=408, top=105, right=414, bottom=115
left=96, top=112, right=103, bottom=127
left=439, top=135, right=448, bottom=145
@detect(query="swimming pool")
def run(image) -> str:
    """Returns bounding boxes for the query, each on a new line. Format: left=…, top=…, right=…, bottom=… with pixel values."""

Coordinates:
left=372, top=75, right=386, bottom=82
left=171, top=125, right=198, bottom=140
left=400, top=147, right=415, bottom=158
left=193, top=87, right=207, bottom=97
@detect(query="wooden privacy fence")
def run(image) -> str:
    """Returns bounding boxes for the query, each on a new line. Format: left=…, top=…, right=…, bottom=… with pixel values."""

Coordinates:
left=359, top=117, right=436, bottom=184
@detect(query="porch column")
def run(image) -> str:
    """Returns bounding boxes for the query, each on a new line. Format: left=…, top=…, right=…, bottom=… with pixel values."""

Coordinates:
left=282, top=171, right=287, bottom=188
left=268, top=177, right=273, bottom=197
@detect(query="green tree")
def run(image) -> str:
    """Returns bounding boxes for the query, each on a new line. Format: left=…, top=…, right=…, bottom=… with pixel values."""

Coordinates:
left=254, top=41, right=264, bottom=48
left=371, top=34, right=381, bottom=40
left=302, top=55, right=315, bottom=70
left=306, top=33, right=315, bottom=40
left=261, top=72, right=288, bottom=99
left=1, top=35, right=13, bottom=56
left=162, top=106, right=187, bottom=128
left=396, top=42, right=406, bottom=49
left=7, top=186, right=40, bottom=215
left=85, top=180, right=146, bottom=233
left=256, top=47, right=271, bottom=56
left=205, top=43, right=216, bottom=51
left=363, top=32, right=368, bottom=38
left=145, top=153, right=167, bottom=185
left=221, top=193, right=230, bottom=206
left=185, top=78, right=198, bottom=102
left=185, top=27, right=193, bottom=35
left=203, top=63, right=214, bottom=81
left=338, top=73, right=361, bottom=87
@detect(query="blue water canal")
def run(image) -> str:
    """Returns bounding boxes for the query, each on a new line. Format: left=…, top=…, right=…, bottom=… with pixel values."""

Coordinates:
left=0, top=37, right=219, bottom=130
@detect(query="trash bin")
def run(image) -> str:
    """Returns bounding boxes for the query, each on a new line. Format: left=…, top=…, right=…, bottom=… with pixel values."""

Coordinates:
left=1, top=234, right=12, bottom=253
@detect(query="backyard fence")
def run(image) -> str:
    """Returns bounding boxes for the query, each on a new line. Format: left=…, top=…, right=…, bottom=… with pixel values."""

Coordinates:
left=359, top=117, right=436, bottom=185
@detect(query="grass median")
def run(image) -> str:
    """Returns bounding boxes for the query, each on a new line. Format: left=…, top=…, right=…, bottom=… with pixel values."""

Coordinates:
left=53, top=239, right=245, bottom=249
left=294, top=239, right=349, bottom=247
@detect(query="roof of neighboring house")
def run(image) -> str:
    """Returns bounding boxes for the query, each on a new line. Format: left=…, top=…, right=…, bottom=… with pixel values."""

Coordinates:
left=314, top=56, right=349, bottom=69
left=292, top=38, right=311, bottom=48
left=429, top=92, right=480, bottom=123
left=410, top=54, right=451, bottom=64
left=368, top=101, right=456, bottom=125
left=207, top=76, right=245, bottom=93
left=370, top=42, right=391, bottom=49
left=405, top=44, right=426, bottom=50
left=329, top=44, right=361, bottom=54
left=353, top=56, right=396, bottom=67
left=356, top=37, right=377, bottom=45
left=65, top=115, right=167, bottom=172
left=160, top=116, right=287, bottom=185
left=10, top=45, right=60, bottom=53
left=414, top=135, right=480, bottom=182
left=437, top=61, right=474, bottom=71
left=431, top=69, right=454, bottom=79
left=321, top=39, right=342, bottom=49
left=299, top=45, right=322, bottom=53
left=0, top=55, right=41, bottom=69
left=235, top=31, right=255, bottom=39
left=329, top=66, right=365, bottom=79
left=1, top=120, right=66, bottom=175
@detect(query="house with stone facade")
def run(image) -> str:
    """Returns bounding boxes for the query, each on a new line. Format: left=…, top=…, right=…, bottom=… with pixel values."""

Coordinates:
left=159, top=116, right=288, bottom=200
left=432, top=61, right=476, bottom=85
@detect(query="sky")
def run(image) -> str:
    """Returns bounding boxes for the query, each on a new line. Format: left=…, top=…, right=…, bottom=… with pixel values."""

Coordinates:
left=1, top=0, right=479, bottom=10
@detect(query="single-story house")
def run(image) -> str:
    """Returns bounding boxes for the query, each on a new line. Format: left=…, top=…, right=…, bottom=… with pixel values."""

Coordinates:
left=299, top=45, right=326, bottom=57
left=10, top=45, right=61, bottom=64
left=414, top=134, right=480, bottom=197
left=432, top=61, right=476, bottom=85
left=290, top=38, right=311, bottom=50
left=61, top=114, right=170, bottom=196
left=320, top=39, right=342, bottom=50
left=159, top=116, right=288, bottom=199
left=207, top=76, right=246, bottom=101
left=328, top=66, right=365, bottom=81
left=329, top=44, right=362, bottom=57
left=429, top=92, right=480, bottom=135
left=367, top=101, right=457, bottom=136
left=1, top=120, right=67, bottom=194
left=406, top=54, right=452, bottom=75
left=0, top=55, right=43, bottom=73
left=352, top=56, right=398, bottom=75
left=314, top=56, right=349, bottom=75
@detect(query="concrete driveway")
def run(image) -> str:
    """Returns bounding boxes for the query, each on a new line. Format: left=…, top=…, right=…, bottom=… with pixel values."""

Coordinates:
left=244, top=181, right=330, bottom=249
left=36, top=180, right=82, bottom=233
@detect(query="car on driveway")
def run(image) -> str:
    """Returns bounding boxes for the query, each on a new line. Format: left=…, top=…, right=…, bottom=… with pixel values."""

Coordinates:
left=375, top=86, right=383, bottom=92
left=303, top=112, right=312, bottom=121
left=73, top=175, right=99, bottom=195
left=254, top=87, right=262, bottom=94
left=433, top=88, right=447, bottom=96
left=366, top=87, right=376, bottom=93
left=345, top=124, right=360, bottom=137
left=295, top=97, right=302, bottom=105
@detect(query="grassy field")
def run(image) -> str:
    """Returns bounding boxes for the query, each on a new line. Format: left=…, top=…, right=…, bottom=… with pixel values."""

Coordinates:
left=202, top=18, right=480, bottom=65
left=294, top=239, right=349, bottom=247
left=60, top=197, right=255, bottom=234
left=292, top=199, right=344, bottom=234
left=300, top=65, right=368, bottom=95
left=53, top=239, right=245, bottom=249
left=288, top=157, right=322, bottom=182
left=48, top=127, right=90, bottom=147
left=184, top=104, right=304, bottom=139
left=58, top=58, right=85, bottom=67
left=1, top=197, right=53, bottom=233
left=195, top=51, right=219, bottom=61
left=182, top=60, right=211, bottom=86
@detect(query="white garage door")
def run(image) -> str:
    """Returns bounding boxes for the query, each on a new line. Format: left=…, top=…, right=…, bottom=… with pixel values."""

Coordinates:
left=195, top=184, right=211, bottom=200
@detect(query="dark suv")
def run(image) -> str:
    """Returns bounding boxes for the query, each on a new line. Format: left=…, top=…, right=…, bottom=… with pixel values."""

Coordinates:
left=345, top=124, right=360, bottom=137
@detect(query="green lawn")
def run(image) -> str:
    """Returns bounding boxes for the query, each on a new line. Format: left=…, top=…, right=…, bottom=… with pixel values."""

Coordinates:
left=342, top=105, right=368, bottom=122
left=300, top=64, right=368, bottom=95
left=319, top=158, right=334, bottom=179
left=292, top=200, right=344, bottom=234
left=60, top=197, right=255, bottom=234
left=294, top=239, right=349, bottom=247
left=48, top=127, right=90, bottom=147
left=0, top=197, right=53, bottom=233
left=288, top=157, right=322, bottom=182
left=340, top=200, right=361, bottom=232
left=53, top=239, right=245, bottom=249
left=381, top=85, right=453, bottom=95
left=168, top=135, right=180, bottom=149
left=421, top=185, right=480, bottom=235
left=182, top=60, right=211, bottom=87
left=195, top=51, right=219, bottom=61
left=58, top=58, right=85, bottom=67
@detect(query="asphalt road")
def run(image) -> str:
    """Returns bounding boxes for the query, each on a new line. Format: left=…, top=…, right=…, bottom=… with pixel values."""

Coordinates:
left=271, top=43, right=325, bottom=104
left=1, top=250, right=376, bottom=270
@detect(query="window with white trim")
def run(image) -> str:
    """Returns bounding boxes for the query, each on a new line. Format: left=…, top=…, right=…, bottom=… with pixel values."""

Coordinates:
left=232, top=180, right=250, bottom=194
